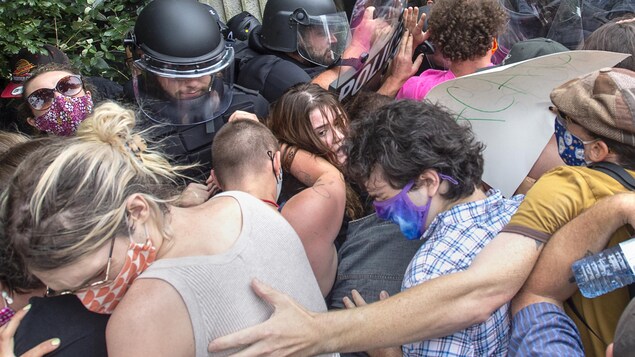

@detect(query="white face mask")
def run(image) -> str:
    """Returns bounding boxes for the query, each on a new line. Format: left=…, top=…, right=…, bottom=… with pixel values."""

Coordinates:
left=275, top=169, right=283, bottom=202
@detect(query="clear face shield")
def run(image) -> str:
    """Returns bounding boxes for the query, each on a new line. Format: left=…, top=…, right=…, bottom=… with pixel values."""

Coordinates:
left=296, top=11, right=351, bottom=67
left=132, top=47, right=235, bottom=126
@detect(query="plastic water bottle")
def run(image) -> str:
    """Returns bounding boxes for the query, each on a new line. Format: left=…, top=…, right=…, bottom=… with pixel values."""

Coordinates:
left=572, top=237, right=635, bottom=298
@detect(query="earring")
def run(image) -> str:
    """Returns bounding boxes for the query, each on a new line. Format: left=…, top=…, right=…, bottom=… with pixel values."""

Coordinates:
left=2, top=291, right=13, bottom=306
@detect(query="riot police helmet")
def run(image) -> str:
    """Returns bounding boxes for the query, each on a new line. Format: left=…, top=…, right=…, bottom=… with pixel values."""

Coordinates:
left=127, top=0, right=235, bottom=125
left=260, top=0, right=350, bottom=67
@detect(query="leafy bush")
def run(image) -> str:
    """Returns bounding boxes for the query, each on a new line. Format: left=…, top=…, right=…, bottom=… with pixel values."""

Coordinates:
left=0, top=0, right=147, bottom=83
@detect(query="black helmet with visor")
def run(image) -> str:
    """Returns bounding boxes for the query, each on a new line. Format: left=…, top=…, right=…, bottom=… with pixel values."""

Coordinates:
left=127, top=0, right=234, bottom=125
left=260, top=0, right=350, bottom=67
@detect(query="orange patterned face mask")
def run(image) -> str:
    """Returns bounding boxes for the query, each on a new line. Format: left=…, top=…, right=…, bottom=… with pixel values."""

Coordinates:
left=75, top=238, right=157, bottom=314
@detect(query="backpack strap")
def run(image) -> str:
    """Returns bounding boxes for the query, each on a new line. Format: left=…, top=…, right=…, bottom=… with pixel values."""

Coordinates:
left=587, top=162, right=635, bottom=190
left=580, top=161, right=635, bottom=328
left=566, top=298, right=608, bottom=346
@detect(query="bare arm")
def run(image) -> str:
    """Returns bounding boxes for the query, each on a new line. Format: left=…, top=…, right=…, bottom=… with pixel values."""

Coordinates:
left=208, top=232, right=541, bottom=356
left=107, top=279, right=195, bottom=357
left=343, top=290, right=402, bottom=357
left=281, top=149, right=345, bottom=296
left=512, top=192, right=635, bottom=313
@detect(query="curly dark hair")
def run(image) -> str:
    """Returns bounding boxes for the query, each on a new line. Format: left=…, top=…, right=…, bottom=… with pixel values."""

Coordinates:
left=428, top=0, right=508, bottom=62
left=344, top=99, right=485, bottom=201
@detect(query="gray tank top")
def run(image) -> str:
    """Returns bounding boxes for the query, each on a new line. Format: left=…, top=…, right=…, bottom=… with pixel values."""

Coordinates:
left=139, top=191, right=337, bottom=357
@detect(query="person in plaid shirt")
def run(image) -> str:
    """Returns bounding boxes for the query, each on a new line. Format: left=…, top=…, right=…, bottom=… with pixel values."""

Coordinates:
left=343, top=99, right=523, bottom=356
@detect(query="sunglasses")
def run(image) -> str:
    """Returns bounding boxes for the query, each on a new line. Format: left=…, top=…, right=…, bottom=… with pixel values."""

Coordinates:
left=26, top=75, right=84, bottom=111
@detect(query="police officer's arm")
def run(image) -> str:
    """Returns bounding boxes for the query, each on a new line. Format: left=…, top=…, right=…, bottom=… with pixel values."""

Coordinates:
left=208, top=231, right=541, bottom=356
left=312, top=6, right=376, bottom=90
left=280, top=148, right=345, bottom=296
left=512, top=192, right=635, bottom=313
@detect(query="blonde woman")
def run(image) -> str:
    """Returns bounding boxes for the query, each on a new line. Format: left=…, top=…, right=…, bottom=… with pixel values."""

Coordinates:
left=2, top=102, right=333, bottom=357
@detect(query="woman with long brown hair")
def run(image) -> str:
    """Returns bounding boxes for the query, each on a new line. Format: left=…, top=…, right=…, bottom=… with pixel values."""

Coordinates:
left=264, top=83, right=363, bottom=296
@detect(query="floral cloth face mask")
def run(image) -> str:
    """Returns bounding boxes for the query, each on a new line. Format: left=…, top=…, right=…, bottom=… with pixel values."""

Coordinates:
left=75, top=234, right=157, bottom=314
left=33, top=93, right=93, bottom=136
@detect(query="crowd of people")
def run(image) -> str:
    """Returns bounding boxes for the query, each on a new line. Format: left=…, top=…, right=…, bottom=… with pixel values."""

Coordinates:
left=1, top=0, right=635, bottom=356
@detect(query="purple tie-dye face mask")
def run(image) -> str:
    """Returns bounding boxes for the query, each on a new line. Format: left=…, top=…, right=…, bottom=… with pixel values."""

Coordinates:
left=373, top=181, right=431, bottom=240
left=33, top=93, right=93, bottom=136
left=373, top=175, right=458, bottom=240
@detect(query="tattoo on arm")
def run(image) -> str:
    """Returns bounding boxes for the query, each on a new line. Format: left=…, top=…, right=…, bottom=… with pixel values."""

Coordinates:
left=311, top=177, right=332, bottom=199
left=535, top=240, right=543, bottom=250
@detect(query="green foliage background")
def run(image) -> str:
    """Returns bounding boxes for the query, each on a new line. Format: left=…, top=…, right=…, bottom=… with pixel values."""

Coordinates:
left=0, top=0, right=149, bottom=84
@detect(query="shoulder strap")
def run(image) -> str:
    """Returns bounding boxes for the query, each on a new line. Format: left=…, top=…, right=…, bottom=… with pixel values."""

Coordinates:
left=587, top=162, right=635, bottom=301
left=566, top=298, right=608, bottom=346
left=587, top=162, right=635, bottom=190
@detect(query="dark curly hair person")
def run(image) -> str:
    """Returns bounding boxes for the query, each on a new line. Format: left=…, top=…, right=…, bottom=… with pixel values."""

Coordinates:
left=340, top=99, right=521, bottom=354
left=345, top=100, right=485, bottom=203
left=396, top=0, right=508, bottom=100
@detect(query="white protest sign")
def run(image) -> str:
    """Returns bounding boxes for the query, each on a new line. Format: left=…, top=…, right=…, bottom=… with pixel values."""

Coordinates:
left=426, top=50, right=630, bottom=197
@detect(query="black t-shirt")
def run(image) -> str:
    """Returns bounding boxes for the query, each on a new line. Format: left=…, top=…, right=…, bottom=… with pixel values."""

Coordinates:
left=14, top=295, right=109, bottom=357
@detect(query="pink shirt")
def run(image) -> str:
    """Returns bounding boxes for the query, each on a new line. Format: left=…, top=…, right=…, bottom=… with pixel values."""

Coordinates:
left=396, top=69, right=456, bottom=101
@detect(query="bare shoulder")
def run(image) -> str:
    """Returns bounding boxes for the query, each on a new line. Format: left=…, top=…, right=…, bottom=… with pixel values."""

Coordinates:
left=106, top=278, right=195, bottom=357
left=283, top=176, right=345, bottom=222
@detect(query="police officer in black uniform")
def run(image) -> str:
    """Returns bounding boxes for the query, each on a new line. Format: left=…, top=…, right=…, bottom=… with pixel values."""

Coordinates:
left=236, top=0, right=350, bottom=102
left=125, top=0, right=268, bottom=180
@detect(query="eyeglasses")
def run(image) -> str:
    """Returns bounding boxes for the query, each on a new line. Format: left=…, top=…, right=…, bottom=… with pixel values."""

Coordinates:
left=45, top=236, right=116, bottom=297
left=26, top=75, right=84, bottom=111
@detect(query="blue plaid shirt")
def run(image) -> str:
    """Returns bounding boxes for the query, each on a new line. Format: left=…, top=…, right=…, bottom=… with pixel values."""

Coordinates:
left=401, top=189, right=522, bottom=357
